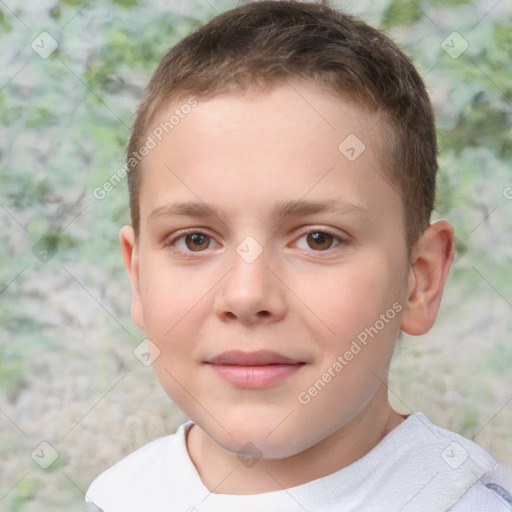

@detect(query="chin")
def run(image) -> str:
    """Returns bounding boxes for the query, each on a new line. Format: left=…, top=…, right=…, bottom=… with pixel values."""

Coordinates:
left=198, top=414, right=318, bottom=460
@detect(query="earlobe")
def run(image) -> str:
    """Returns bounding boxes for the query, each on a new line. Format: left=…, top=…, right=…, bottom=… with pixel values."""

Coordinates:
left=400, top=220, right=455, bottom=336
left=119, top=225, right=145, bottom=331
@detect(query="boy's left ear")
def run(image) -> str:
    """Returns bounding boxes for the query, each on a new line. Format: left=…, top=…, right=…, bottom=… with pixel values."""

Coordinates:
left=400, top=220, right=455, bottom=336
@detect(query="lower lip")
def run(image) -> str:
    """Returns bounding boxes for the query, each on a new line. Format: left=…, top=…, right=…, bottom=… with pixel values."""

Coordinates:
left=208, top=364, right=304, bottom=389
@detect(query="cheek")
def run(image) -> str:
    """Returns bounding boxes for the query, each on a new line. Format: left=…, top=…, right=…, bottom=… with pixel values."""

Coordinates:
left=146, top=296, right=207, bottom=418
left=137, top=260, right=212, bottom=362
left=138, top=260, right=208, bottom=338
left=294, top=257, right=405, bottom=379
left=297, top=262, right=397, bottom=334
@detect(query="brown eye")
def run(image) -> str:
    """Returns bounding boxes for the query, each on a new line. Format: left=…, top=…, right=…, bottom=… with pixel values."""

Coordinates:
left=184, top=233, right=211, bottom=251
left=306, top=232, right=335, bottom=251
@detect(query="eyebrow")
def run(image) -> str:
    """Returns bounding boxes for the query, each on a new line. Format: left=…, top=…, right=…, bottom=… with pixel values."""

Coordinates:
left=273, top=199, right=369, bottom=218
left=147, top=198, right=369, bottom=227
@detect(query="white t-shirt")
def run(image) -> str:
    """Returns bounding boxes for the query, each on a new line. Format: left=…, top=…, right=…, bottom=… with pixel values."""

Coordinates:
left=85, top=412, right=512, bottom=511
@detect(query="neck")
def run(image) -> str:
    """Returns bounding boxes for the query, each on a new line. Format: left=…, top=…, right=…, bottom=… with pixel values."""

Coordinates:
left=186, top=386, right=406, bottom=494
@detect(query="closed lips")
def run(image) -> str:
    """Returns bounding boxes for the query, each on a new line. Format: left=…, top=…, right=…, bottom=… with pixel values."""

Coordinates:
left=205, top=350, right=305, bottom=366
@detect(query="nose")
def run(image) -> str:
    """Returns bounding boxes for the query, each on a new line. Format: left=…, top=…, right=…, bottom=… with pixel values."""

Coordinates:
left=213, top=242, right=287, bottom=324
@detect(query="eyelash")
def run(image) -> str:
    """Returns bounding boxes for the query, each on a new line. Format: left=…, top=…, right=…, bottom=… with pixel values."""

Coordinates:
left=164, top=227, right=348, bottom=257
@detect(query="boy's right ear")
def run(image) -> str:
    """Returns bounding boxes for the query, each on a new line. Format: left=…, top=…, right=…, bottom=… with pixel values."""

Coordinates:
left=119, top=225, right=145, bottom=331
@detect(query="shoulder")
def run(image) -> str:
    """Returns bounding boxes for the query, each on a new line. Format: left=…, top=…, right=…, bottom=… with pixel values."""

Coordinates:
left=86, top=435, right=173, bottom=499
left=376, top=413, right=506, bottom=512
left=85, top=421, right=192, bottom=510
left=449, top=464, right=512, bottom=511
left=423, top=415, right=512, bottom=510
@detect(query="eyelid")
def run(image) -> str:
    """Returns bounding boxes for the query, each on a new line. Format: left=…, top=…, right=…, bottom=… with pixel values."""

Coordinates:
left=164, top=228, right=221, bottom=254
left=292, top=226, right=349, bottom=242
left=164, top=225, right=350, bottom=255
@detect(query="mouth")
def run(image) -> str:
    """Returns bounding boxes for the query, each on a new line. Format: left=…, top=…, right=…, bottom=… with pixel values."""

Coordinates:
left=205, top=350, right=306, bottom=389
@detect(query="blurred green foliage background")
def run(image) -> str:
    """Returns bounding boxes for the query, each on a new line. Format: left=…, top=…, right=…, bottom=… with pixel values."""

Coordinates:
left=0, top=0, right=511, bottom=510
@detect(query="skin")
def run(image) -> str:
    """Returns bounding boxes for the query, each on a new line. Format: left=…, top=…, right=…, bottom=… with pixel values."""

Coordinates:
left=120, top=80, right=455, bottom=494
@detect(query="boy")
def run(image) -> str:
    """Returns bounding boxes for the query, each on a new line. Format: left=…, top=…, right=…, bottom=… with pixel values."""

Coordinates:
left=86, top=1, right=512, bottom=510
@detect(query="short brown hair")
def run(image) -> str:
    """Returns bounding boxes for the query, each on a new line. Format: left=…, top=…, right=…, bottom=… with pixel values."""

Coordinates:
left=127, top=0, right=437, bottom=249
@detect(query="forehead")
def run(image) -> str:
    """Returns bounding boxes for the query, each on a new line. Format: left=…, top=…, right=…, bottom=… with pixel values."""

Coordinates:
left=138, top=81, right=400, bottom=228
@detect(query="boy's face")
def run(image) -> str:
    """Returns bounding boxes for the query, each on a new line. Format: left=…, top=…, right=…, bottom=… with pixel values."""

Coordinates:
left=123, top=81, right=413, bottom=458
